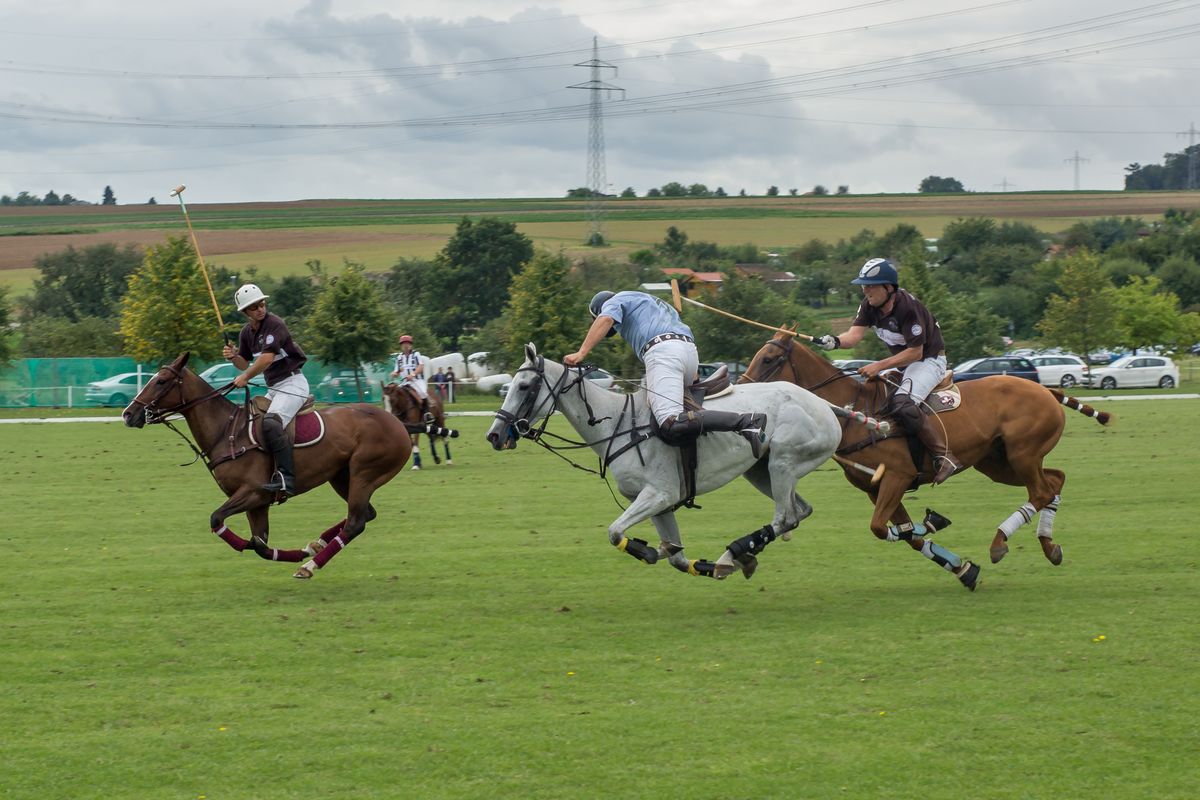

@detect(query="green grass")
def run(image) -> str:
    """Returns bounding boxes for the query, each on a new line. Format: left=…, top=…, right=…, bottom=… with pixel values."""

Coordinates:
left=1, top=398, right=1195, bottom=798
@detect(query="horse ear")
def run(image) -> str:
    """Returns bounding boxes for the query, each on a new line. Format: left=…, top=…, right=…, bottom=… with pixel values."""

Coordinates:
left=525, top=342, right=538, bottom=362
left=177, top=352, right=191, bottom=368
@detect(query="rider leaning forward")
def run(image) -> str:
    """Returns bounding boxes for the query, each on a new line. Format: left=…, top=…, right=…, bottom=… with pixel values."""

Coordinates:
left=814, top=258, right=964, bottom=485
left=223, top=283, right=310, bottom=496
left=565, top=290, right=767, bottom=457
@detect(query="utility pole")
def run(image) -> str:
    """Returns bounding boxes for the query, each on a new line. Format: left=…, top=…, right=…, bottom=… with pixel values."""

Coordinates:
left=569, top=37, right=623, bottom=247
left=1178, top=122, right=1198, bottom=189
left=995, top=178, right=1016, bottom=192
left=1065, top=150, right=1089, bottom=191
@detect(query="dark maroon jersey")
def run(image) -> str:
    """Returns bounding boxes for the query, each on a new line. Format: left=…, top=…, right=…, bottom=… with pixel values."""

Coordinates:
left=852, top=289, right=945, bottom=359
left=237, top=312, right=307, bottom=386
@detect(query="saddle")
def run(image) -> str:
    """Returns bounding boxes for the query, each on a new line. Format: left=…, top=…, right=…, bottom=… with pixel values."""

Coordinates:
left=879, top=370, right=960, bottom=489
left=683, top=363, right=733, bottom=411
left=248, top=394, right=325, bottom=448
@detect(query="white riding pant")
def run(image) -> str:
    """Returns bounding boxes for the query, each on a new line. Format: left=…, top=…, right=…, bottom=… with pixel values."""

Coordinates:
left=266, top=372, right=310, bottom=426
left=642, top=339, right=699, bottom=425
left=893, top=355, right=947, bottom=406
left=401, top=377, right=428, bottom=400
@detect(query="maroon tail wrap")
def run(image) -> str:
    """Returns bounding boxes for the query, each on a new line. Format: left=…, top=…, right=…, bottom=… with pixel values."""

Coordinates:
left=214, top=524, right=250, bottom=552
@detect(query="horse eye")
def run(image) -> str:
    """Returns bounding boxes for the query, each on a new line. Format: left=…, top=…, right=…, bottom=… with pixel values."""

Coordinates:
left=517, top=381, right=529, bottom=390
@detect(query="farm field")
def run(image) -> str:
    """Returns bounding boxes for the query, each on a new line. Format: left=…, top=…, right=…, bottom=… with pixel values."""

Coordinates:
left=4, top=190, right=1200, bottom=293
left=1, top=398, right=1196, bottom=799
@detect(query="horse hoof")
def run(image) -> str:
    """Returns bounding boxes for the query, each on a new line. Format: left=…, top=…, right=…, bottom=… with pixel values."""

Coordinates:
left=712, top=564, right=735, bottom=580
left=990, top=543, right=1008, bottom=564
left=739, top=556, right=759, bottom=580
left=445, top=460, right=453, bottom=465
left=956, top=561, right=981, bottom=592
left=411, top=465, right=421, bottom=471
left=306, top=539, right=326, bottom=555
left=293, top=566, right=314, bottom=580
left=1044, top=543, right=1063, bottom=566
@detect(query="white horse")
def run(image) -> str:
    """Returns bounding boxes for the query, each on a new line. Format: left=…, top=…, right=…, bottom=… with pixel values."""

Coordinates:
left=486, top=344, right=842, bottom=580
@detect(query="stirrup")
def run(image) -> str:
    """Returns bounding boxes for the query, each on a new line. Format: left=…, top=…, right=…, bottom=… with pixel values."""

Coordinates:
left=741, top=428, right=766, bottom=459
left=262, top=470, right=296, bottom=496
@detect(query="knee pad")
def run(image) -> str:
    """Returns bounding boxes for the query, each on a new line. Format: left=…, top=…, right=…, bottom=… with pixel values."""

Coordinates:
left=891, top=395, right=923, bottom=436
left=263, top=413, right=285, bottom=436
left=659, top=412, right=701, bottom=446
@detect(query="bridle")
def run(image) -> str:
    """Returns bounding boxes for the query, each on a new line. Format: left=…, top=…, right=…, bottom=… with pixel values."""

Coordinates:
left=749, top=336, right=856, bottom=395
left=128, top=361, right=249, bottom=469
left=492, top=356, right=652, bottom=485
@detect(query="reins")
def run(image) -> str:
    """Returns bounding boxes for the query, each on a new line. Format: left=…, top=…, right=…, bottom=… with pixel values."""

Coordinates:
left=133, top=364, right=254, bottom=472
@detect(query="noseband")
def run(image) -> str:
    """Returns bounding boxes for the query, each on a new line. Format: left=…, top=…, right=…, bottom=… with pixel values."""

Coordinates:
left=130, top=363, right=234, bottom=424
left=492, top=357, right=608, bottom=442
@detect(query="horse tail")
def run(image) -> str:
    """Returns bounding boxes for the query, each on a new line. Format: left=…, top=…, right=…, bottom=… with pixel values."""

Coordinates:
left=1048, top=388, right=1113, bottom=426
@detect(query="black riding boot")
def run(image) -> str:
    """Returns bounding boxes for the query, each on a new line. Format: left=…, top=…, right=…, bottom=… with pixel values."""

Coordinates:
left=662, top=410, right=767, bottom=458
left=261, top=415, right=297, bottom=495
left=420, top=397, right=431, bottom=421
left=916, top=415, right=963, bottom=485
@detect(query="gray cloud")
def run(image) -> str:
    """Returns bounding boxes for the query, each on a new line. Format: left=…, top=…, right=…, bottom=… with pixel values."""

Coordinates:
left=1, top=0, right=1196, bottom=203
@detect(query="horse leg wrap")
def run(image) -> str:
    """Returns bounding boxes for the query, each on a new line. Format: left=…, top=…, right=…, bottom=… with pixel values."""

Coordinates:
left=1037, top=495, right=1060, bottom=539
left=688, top=559, right=718, bottom=578
left=923, top=508, right=952, bottom=533
left=312, top=534, right=349, bottom=569
left=250, top=538, right=307, bottom=563
left=886, top=521, right=928, bottom=542
left=998, top=502, right=1037, bottom=539
left=213, top=524, right=250, bottom=552
left=726, top=525, right=777, bottom=559
left=411, top=446, right=422, bottom=469
left=616, top=536, right=659, bottom=565
left=920, top=539, right=963, bottom=572
left=320, top=520, right=346, bottom=544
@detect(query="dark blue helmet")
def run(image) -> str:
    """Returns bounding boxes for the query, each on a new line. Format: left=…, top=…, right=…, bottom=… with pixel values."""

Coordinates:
left=589, top=291, right=615, bottom=318
left=850, top=258, right=899, bottom=286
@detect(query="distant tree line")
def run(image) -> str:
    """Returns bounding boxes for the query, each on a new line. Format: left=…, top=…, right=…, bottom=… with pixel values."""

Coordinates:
left=568, top=182, right=851, bottom=199
left=1124, top=145, right=1200, bottom=190
left=0, top=185, right=119, bottom=206
left=3, top=208, right=1198, bottom=377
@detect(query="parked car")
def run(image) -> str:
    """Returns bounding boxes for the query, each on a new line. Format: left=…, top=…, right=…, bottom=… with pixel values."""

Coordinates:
left=1087, top=349, right=1126, bottom=365
left=1083, top=355, right=1179, bottom=389
left=84, top=372, right=146, bottom=406
left=197, top=362, right=268, bottom=396
left=831, top=358, right=873, bottom=382
left=315, top=368, right=375, bottom=403
left=1028, top=354, right=1089, bottom=388
left=499, top=368, right=616, bottom=397
left=951, top=356, right=1039, bottom=383
left=697, top=361, right=747, bottom=381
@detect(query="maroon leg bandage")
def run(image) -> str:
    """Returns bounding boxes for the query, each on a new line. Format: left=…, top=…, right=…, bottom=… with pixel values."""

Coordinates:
left=320, top=520, right=347, bottom=544
left=312, top=534, right=348, bottom=568
left=214, top=524, right=250, bottom=552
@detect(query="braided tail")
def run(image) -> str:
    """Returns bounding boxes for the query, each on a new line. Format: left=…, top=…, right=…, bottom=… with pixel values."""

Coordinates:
left=1049, top=388, right=1113, bottom=426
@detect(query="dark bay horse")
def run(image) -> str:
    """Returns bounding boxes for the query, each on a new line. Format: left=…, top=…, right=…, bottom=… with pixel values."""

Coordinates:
left=742, top=330, right=1112, bottom=590
left=381, top=382, right=457, bottom=469
left=122, top=352, right=412, bottom=579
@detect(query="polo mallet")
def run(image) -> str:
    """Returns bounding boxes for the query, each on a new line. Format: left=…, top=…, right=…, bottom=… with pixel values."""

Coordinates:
left=669, top=279, right=814, bottom=342
left=169, top=184, right=229, bottom=344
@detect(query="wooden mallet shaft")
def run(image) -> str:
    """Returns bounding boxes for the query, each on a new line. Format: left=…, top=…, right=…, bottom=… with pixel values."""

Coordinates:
left=170, top=184, right=227, bottom=339
left=669, top=279, right=813, bottom=341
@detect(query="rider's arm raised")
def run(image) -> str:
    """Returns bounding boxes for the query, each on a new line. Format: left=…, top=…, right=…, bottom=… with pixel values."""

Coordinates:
left=833, top=324, right=870, bottom=348
left=564, top=315, right=615, bottom=366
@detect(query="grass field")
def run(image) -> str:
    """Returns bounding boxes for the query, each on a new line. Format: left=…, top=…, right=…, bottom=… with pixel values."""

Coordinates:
left=1, top=396, right=1196, bottom=799
left=5, top=190, right=1200, bottom=293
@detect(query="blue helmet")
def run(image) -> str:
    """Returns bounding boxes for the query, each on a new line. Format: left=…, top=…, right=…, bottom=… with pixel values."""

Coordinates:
left=851, top=258, right=899, bottom=286
left=589, top=291, right=615, bottom=318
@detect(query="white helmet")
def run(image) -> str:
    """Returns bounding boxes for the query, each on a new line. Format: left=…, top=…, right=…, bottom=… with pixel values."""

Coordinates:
left=235, top=283, right=269, bottom=312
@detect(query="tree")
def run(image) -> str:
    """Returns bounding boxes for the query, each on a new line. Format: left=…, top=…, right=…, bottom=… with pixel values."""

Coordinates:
left=646, top=187, right=663, bottom=198
left=919, top=176, right=965, bottom=193
left=424, top=217, right=533, bottom=349
left=566, top=187, right=593, bottom=198
left=502, top=251, right=590, bottom=369
left=43, top=190, right=61, bottom=205
left=688, top=183, right=710, bottom=197
left=655, top=226, right=689, bottom=258
left=1036, top=250, right=1121, bottom=359
left=714, top=186, right=727, bottom=197
left=0, top=287, right=15, bottom=368
left=788, top=188, right=798, bottom=197
left=305, top=262, right=398, bottom=400
left=620, top=187, right=636, bottom=198
left=766, top=185, right=779, bottom=197
left=1112, top=276, right=1188, bottom=351
left=661, top=182, right=687, bottom=197
left=811, top=185, right=829, bottom=196
left=119, top=236, right=223, bottom=363
left=24, top=243, right=142, bottom=322
left=102, top=186, right=116, bottom=205
left=147, top=197, right=157, bottom=205
left=18, top=315, right=123, bottom=357
left=1155, top=254, right=1200, bottom=309
left=837, top=185, right=850, bottom=195
left=688, top=270, right=815, bottom=364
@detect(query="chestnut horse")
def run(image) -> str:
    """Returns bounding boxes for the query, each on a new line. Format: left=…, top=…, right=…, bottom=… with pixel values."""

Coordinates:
left=742, top=330, right=1112, bottom=590
left=122, top=352, right=412, bottom=579
left=381, top=382, right=456, bottom=469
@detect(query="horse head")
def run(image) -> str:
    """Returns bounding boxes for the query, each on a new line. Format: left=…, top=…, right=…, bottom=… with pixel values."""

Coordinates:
left=123, top=352, right=193, bottom=428
left=743, top=329, right=873, bottom=406
left=486, top=343, right=560, bottom=451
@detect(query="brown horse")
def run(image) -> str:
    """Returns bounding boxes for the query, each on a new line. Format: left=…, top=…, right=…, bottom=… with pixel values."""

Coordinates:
left=122, top=352, right=412, bottom=578
left=381, top=382, right=456, bottom=469
left=742, top=330, right=1112, bottom=590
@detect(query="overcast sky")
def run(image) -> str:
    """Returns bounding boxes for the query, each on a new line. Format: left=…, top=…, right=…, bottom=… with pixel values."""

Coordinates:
left=2, top=0, right=1198, bottom=204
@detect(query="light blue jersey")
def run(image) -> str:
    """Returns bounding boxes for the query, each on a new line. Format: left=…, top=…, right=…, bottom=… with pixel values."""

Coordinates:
left=600, top=291, right=694, bottom=361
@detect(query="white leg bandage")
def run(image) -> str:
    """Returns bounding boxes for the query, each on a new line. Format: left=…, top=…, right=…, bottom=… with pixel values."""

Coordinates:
left=1037, top=495, right=1060, bottom=539
left=998, top=502, right=1037, bottom=539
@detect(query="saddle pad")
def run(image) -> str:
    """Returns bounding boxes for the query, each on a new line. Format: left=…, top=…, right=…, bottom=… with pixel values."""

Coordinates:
left=248, top=410, right=326, bottom=448
left=929, top=387, right=962, bottom=413
left=700, top=385, right=735, bottom=402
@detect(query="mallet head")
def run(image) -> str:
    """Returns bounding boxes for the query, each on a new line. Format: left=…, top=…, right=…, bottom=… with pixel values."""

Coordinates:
left=169, top=184, right=186, bottom=197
